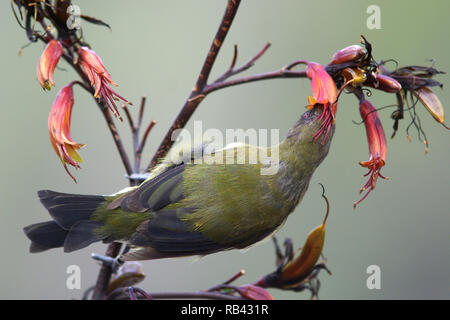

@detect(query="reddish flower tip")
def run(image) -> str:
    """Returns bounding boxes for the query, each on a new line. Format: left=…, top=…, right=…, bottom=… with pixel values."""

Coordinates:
left=303, top=61, right=338, bottom=144
left=304, top=62, right=338, bottom=144
left=354, top=100, right=388, bottom=208
left=235, top=284, right=274, bottom=300
left=48, top=83, right=85, bottom=182
left=37, top=40, right=63, bottom=90
left=78, top=47, right=130, bottom=120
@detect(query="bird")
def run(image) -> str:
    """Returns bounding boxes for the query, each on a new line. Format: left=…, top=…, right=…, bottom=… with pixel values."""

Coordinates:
left=24, top=106, right=334, bottom=261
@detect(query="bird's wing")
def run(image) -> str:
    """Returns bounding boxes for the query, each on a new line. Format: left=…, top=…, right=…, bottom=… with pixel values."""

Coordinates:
left=123, top=208, right=225, bottom=260
left=107, top=164, right=185, bottom=213
left=108, top=141, right=218, bottom=213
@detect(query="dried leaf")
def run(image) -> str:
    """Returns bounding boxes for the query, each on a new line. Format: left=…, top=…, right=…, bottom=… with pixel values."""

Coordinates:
left=413, top=87, right=445, bottom=123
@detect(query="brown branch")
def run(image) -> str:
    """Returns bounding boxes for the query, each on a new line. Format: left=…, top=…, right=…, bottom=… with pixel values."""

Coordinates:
left=204, top=69, right=307, bottom=94
left=122, top=104, right=136, bottom=133
left=136, top=120, right=157, bottom=157
left=207, top=269, right=246, bottom=292
left=147, top=0, right=242, bottom=170
left=107, top=289, right=244, bottom=300
left=138, top=96, right=147, bottom=130
left=91, top=242, right=122, bottom=300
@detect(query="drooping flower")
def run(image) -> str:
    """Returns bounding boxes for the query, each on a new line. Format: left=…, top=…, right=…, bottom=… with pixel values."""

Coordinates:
left=78, top=47, right=130, bottom=120
left=48, top=83, right=85, bottom=182
left=36, top=40, right=63, bottom=90
left=303, top=61, right=338, bottom=144
left=354, top=99, right=388, bottom=208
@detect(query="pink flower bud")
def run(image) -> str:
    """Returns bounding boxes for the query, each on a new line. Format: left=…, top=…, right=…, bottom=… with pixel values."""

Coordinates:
left=37, top=40, right=63, bottom=90
left=330, top=45, right=365, bottom=65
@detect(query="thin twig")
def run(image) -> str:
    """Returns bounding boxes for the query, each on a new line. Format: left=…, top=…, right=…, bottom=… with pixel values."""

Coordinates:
left=207, top=269, right=246, bottom=292
left=214, top=42, right=271, bottom=83
left=138, top=96, right=147, bottom=130
left=122, top=104, right=136, bottom=133
left=204, top=69, right=306, bottom=94
left=137, top=120, right=157, bottom=156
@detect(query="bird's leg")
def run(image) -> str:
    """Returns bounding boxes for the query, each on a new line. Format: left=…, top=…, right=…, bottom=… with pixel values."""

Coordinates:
left=126, top=173, right=150, bottom=184
left=273, top=237, right=296, bottom=274
left=272, top=237, right=284, bottom=267
left=91, top=253, right=124, bottom=274
left=308, top=278, right=321, bottom=300
left=312, top=263, right=332, bottom=276
left=283, top=238, right=295, bottom=262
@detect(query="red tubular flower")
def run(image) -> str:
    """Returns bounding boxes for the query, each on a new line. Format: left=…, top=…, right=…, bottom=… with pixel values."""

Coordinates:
left=48, top=83, right=85, bottom=182
left=304, top=61, right=338, bottom=144
left=354, top=99, right=388, bottom=208
left=78, top=47, right=130, bottom=120
left=36, top=40, right=63, bottom=90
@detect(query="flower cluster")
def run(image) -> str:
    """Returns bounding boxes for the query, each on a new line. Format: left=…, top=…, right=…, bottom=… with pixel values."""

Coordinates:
left=301, top=36, right=446, bottom=207
left=379, top=63, right=449, bottom=144
left=35, top=40, right=130, bottom=180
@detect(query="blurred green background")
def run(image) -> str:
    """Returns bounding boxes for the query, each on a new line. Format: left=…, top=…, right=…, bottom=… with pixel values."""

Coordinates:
left=0, top=0, right=449, bottom=299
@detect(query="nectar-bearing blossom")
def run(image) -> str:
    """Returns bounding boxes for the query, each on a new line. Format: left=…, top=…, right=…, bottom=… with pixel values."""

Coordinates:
left=36, top=40, right=63, bottom=90
left=354, top=99, right=388, bottom=208
left=304, top=61, right=338, bottom=144
left=78, top=47, right=131, bottom=120
left=48, top=83, right=85, bottom=182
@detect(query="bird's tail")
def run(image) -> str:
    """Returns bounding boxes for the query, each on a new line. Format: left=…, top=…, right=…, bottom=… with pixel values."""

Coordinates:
left=24, top=190, right=107, bottom=253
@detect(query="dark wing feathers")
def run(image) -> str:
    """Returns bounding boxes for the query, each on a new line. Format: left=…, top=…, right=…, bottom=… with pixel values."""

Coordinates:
left=64, top=221, right=104, bottom=252
left=23, top=221, right=68, bottom=252
left=129, top=209, right=223, bottom=254
left=38, top=190, right=105, bottom=230
left=109, top=164, right=185, bottom=213
left=109, top=163, right=223, bottom=257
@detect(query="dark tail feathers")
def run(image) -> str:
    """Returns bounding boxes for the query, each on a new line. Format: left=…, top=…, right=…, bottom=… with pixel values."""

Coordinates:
left=24, top=190, right=106, bottom=253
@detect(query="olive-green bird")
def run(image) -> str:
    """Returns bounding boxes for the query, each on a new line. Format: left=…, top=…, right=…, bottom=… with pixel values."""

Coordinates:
left=24, top=107, right=334, bottom=261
